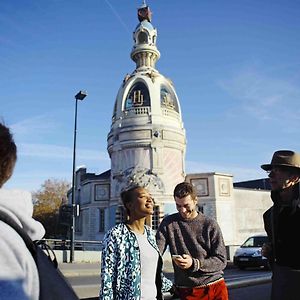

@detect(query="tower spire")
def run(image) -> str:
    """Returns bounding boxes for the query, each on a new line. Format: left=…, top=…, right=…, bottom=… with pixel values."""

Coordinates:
left=132, top=2, right=159, bottom=70
left=137, top=1, right=152, bottom=22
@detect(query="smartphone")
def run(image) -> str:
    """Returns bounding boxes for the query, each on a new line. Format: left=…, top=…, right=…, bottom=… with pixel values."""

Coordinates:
left=172, top=255, right=182, bottom=259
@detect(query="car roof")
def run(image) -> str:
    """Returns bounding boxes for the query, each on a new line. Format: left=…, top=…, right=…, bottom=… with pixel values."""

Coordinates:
left=247, top=234, right=267, bottom=238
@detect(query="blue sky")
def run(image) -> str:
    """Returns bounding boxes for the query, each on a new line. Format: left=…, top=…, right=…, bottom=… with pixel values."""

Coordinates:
left=1, top=0, right=300, bottom=191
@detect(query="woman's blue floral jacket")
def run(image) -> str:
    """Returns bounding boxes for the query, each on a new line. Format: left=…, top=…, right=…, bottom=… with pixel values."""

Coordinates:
left=99, top=223, right=173, bottom=300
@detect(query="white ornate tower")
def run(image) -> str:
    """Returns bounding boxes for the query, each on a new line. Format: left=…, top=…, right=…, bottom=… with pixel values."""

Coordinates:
left=107, top=1, right=186, bottom=225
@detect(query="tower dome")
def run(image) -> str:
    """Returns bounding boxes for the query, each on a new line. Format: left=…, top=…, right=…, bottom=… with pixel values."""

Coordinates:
left=107, top=1, right=186, bottom=223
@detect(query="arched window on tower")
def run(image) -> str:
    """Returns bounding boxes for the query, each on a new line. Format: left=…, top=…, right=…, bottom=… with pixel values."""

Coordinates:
left=125, top=82, right=150, bottom=110
left=152, top=35, right=156, bottom=44
left=138, top=31, right=148, bottom=44
left=160, top=85, right=179, bottom=112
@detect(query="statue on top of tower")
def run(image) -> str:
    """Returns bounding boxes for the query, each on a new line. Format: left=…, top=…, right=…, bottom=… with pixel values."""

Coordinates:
left=138, top=0, right=152, bottom=22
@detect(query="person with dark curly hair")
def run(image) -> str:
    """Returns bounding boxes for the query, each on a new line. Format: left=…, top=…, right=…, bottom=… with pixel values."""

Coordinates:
left=0, top=121, right=45, bottom=299
left=0, top=122, right=17, bottom=188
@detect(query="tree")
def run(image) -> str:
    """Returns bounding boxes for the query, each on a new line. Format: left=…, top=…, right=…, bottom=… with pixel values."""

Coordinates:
left=33, top=178, right=70, bottom=238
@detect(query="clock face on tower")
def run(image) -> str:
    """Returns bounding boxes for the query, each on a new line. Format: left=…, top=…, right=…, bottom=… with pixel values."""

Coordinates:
left=95, top=184, right=110, bottom=201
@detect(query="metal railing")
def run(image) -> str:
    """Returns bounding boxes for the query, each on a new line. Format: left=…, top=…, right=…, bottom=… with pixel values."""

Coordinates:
left=43, top=239, right=103, bottom=251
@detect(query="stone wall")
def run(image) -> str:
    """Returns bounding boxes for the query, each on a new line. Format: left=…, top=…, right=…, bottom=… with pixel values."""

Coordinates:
left=233, top=188, right=272, bottom=244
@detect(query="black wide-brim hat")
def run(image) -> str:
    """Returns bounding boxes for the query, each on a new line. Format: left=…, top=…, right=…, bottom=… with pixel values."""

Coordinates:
left=261, top=150, right=300, bottom=171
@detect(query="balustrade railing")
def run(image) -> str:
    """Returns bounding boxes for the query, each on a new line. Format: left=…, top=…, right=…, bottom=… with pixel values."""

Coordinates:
left=43, top=239, right=103, bottom=251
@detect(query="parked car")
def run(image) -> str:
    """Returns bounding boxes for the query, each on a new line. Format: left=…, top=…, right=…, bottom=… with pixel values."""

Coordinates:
left=233, top=234, right=269, bottom=270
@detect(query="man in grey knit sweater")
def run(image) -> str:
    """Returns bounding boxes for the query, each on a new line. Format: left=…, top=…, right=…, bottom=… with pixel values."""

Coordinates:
left=156, top=182, right=228, bottom=300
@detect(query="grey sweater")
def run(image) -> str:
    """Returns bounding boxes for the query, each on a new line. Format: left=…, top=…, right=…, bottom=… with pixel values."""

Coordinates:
left=156, top=212, right=227, bottom=287
left=0, top=189, right=45, bottom=300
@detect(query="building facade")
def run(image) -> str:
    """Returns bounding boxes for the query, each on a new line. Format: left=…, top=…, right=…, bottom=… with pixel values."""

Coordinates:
left=71, top=167, right=272, bottom=248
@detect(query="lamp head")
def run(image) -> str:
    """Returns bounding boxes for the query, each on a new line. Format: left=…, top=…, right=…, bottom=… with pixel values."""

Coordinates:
left=75, top=90, right=87, bottom=101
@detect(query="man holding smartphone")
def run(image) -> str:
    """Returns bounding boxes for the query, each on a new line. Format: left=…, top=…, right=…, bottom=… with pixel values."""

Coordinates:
left=156, top=182, right=228, bottom=300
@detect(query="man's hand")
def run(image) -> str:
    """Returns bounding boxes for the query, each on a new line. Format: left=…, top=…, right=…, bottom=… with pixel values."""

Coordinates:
left=172, top=254, right=193, bottom=269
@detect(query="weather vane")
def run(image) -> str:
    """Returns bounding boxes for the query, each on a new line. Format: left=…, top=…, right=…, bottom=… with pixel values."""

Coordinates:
left=138, top=0, right=152, bottom=22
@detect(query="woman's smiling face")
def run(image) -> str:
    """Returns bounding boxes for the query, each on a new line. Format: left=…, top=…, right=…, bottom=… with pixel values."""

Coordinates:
left=127, top=187, right=154, bottom=217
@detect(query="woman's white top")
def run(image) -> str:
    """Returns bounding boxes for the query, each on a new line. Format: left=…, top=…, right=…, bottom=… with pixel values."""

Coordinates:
left=133, top=231, right=159, bottom=300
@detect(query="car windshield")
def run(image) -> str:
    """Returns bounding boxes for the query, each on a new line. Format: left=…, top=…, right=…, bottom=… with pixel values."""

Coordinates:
left=241, top=236, right=267, bottom=248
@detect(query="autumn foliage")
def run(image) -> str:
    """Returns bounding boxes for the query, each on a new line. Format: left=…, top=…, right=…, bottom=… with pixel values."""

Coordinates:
left=33, top=178, right=70, bottom=238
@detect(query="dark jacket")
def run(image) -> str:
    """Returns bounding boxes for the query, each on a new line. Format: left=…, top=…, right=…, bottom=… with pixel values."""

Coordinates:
left=263, top=183, right=300, bottom=270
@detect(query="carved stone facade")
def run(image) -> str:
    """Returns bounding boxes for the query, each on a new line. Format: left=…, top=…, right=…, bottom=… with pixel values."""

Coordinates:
left=72, top=167, right=272, bottom=248
left=106, top=2, right=186, bottom=226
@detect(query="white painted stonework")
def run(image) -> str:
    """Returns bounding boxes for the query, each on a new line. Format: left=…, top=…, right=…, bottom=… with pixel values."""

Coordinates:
left=107, top=4, right=186, bottom=213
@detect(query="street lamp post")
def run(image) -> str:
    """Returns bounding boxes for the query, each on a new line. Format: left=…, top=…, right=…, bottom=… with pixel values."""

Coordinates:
left=70, top=90, right=87, bottom=263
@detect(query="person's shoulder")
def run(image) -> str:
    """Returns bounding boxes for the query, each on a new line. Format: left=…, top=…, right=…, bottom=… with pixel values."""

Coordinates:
left=0, top=219, right=27, bottom=247
left=198, top=213, right=219, bottom=227
left=263, top=207, right=272, bottom=219
left=102, top=224, right=129, bottom=249
left=0, top=217, right=38, bottom=299
left=197, top=212, right=211, bottom=221
left=163, top=213, right=179, bottom=221
left=0, top=221, right=34, bottom=273
left=159, top=213, right=180, bottom=226
left=104, top=223, right=128, bottom=239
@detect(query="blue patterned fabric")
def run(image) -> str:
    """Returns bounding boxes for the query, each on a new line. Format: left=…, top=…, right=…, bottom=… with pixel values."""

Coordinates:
left=99, top=223, right=172, bottom=300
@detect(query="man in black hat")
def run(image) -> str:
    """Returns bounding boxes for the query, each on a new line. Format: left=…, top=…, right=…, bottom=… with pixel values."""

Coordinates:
left=261, top=150, right=300, bottom=300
